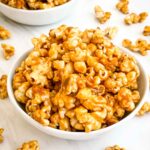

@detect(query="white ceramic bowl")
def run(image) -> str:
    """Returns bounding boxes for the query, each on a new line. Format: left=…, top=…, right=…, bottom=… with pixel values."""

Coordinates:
left=7, top=48, right=149, bottom=140
left=0, top=0, right=76, bottom=25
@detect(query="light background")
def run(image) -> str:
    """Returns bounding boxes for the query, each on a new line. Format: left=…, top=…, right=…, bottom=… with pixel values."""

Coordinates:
left=0, top=0, right=150, bottom=149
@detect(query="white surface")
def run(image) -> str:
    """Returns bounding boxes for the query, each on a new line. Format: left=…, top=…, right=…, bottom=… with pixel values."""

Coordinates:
left=0, top=0, right=77, bottom=25
left=0, top=0, right=150, bottom=149
left=7, top=48, right=149, bottom=141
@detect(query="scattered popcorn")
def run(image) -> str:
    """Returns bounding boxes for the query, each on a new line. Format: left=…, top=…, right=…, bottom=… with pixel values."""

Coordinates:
left=139, top=12, right=149, bottom=23
left=95, top=5, right=111, bottom=24
left=0, top=128, right=4, bottom=143
left=17, top=140, right=40, bottom=150
left=0, top=0, right=69, bottom=10
left=137, top=102, right=150, bottom=116
left=104, top=27, right=118, bottom=39
left=1, top=43, right=15, bottom=60
left=122, top=39, right=150, bottom=55
left=143, top=26, right=150, bottom=36
left=13, top=25, right=140, bottom=132
left=0, top=26, right=11, bottom=40
left=116, top=0, right=129, bottom=14
left=105, top=145, right=126, bottom=150
left=0, top=75, right=8, bottom=99
left=124, top=13, right=139, bottom=25
left=124, top=12, right=148, bottom=25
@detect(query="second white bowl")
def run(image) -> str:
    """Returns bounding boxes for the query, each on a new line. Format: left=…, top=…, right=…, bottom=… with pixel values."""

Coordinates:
left=0, top=0, right=76, bottom=25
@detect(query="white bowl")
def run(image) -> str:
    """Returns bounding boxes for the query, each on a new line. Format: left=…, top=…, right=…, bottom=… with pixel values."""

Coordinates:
left=0, top=0, right=76, bottom=25
left=7, top=48, right=149, bottom=140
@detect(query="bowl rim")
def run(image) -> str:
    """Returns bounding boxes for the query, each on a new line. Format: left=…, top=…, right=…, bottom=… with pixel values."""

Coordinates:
left=0, top=0, right=75, bottom=13
left=7, top=48, right=149, bottom=139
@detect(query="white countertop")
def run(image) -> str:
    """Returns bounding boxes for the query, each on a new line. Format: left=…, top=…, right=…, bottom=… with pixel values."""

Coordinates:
left=0, top=0, right=150, bottom=149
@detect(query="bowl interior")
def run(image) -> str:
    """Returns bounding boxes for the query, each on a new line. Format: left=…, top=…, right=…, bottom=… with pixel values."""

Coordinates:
left=7, top=48, right=149, bottom=140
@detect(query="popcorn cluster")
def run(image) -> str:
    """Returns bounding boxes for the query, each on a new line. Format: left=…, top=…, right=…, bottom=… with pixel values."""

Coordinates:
left=124, top=12, right=148, bottom=25
left=116, top=0, right=129, bottom=14
left=104, top=27, right=118, bottom=40
left=95, top=5, right=111, bottom=24
left=122, top=39, right=150, bottom=55
left=12, top=25, right=140, bottom=132
left=0, top=128, right=4, bottom=143
left=0, top=75, right=8, bottom=99
left=137, top=102, right=150, bottom=116
left=0, top=0, right=69, bottom=10
left=1, top=43, right=15, bottom=60
left=0, top=26, right=11, bottom=40
left=105, top=145, right=126, bottom=150
left=143, top=26, right=150, bottom=36
left=17, top=140, right=40, bottom=150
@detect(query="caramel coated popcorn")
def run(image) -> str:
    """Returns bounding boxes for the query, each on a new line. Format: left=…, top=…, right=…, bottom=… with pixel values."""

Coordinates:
left=0, top=75, right=8, bottom=99
left=122, top=39, right=150, bottom=55
left=104, top=27, right=118, bottom=39
left=124, top=12, right=148, bottom=25
left=0, top=128, right=4, bottom=143
left=17, top=140, right=40, bottom=150
left=95, top=5, right=111, bottom=24
left=116, top=0, right=129, bottom=14
left=0, top=0, right=69, bottom=10
left=137, top=102, right=150, bottom=116
left=105, top=145, right=126, bottom=150
left=1, top=43, right=15, bottom=60
left=0, top=26, right=11, bottom=40
left=143, top=26, right=150, bottom=36
left=13, top=25, right=140, bottom=132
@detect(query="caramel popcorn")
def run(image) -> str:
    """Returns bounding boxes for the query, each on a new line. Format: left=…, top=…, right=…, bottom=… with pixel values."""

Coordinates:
left=0, top=128, right=4, bottom=143
left=122, top=38, right=150, bottom=55
left=0, top=26, right=11, bottom=40
left=139, top=12, right=149, bottom=23
left=116, top=0, right=129, bottom=14
left=94, top=5, right=111, bottom=24
left=0, top=0, right=69, bottom=10
left=17, top=140, right=40, bottom=150
left=104, top=27, right=118, bottom=39
left=137, top=102, right=150, bottom=116
left=1, top=43, right=15, bottom=60
left=143, top=26, right=150, bottom=36
left=105, top=145, right=126, bottom=150
left=124, top=12, right=148, bottom=25
left=0, top=75, right=8, bottom=99
left=12, top=25, right=140, bottom=132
